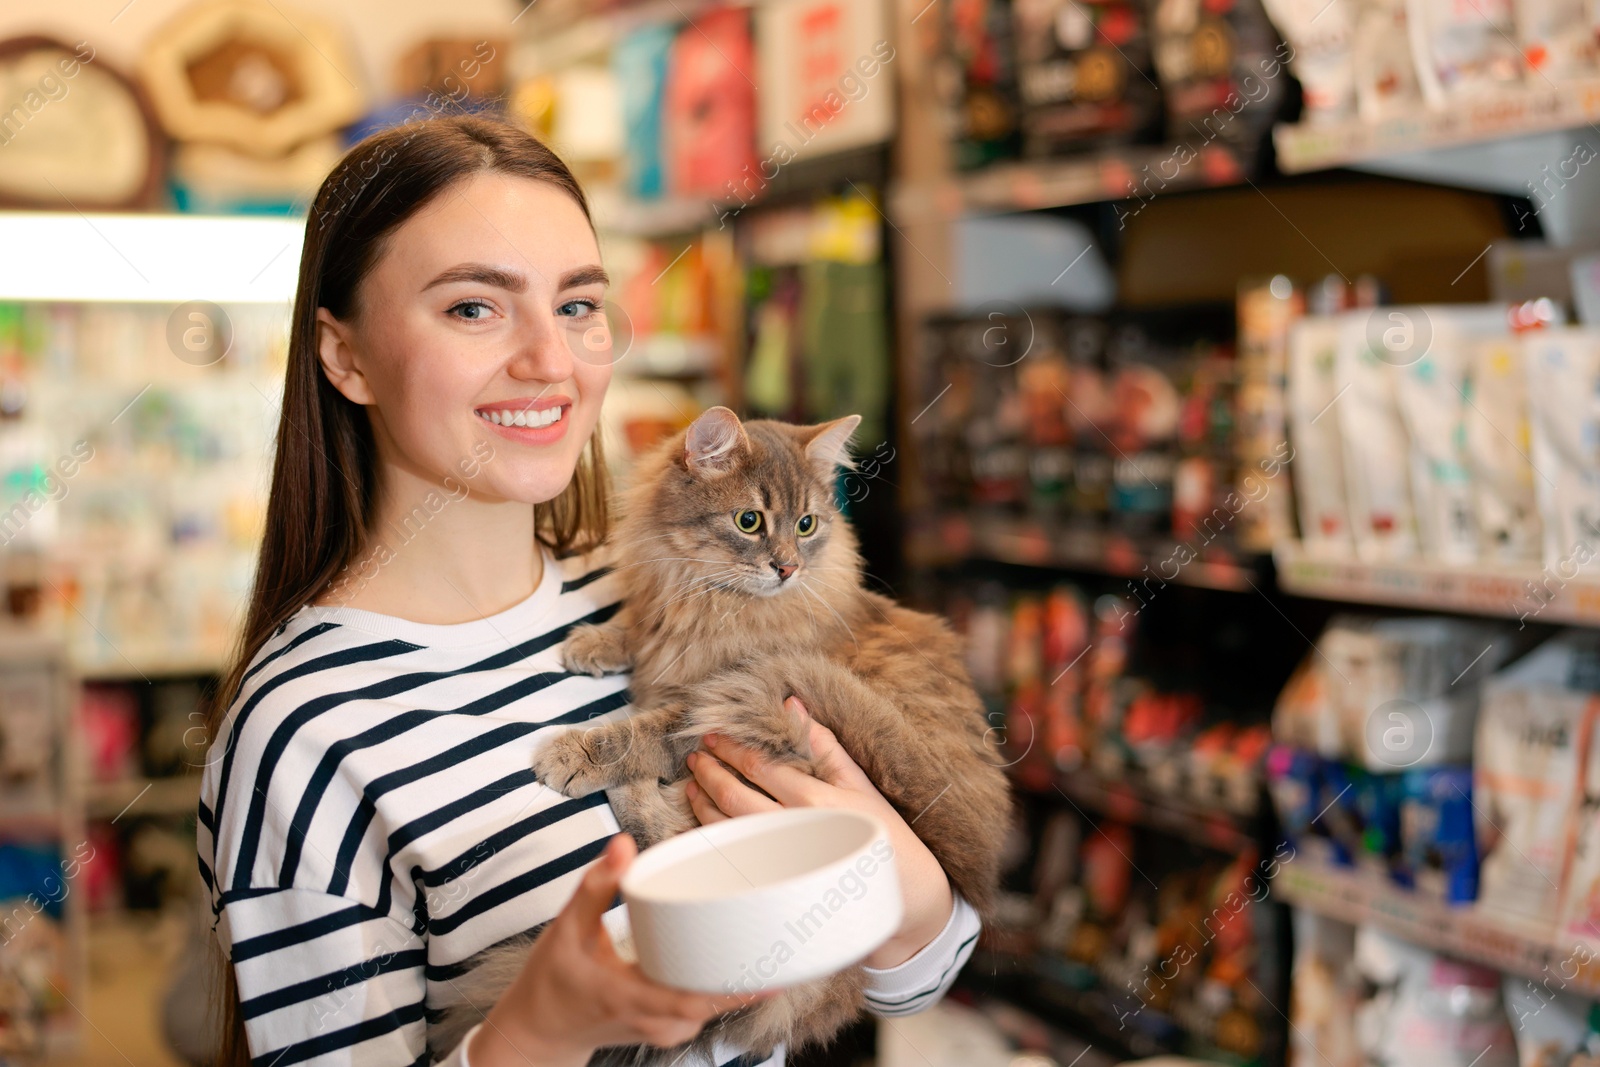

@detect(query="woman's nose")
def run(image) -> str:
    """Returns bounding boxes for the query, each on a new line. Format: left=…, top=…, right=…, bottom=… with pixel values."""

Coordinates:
left=505, top=312, right=577, bottom=383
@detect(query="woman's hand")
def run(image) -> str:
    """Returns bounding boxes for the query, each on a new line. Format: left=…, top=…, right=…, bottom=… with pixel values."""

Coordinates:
left=684, top=696, right=955, bottom=971
left=466, top=833, right=774, bottom=1067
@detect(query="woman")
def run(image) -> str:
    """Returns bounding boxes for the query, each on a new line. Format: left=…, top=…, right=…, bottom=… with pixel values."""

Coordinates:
left=197, top=115, right=981, bottom=1067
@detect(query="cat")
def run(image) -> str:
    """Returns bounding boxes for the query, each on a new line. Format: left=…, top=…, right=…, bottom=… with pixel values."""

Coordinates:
left=428, top=407, right=1013, bottom=1066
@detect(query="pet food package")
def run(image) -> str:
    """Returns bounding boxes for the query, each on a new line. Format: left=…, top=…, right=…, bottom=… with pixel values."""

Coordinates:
left=1278, top=614, right=1508, bottom=770
left=1353, top=926, right=1520, bottom=1067
left=1469, top=333, right=1543, bottom=563
left=662, top=7, right=760, bottom=198
left=1526, top=329, right=1600, bottom=574
left=1504, top=973, right=1596, bottom=1065
left=1358, top=616, right=1510, bottom=768
left=1337, top=309, right=1417, bottom=561
left=1407, top=0, right=1523, bottom=105
left=612, top=23, right=675, bottom=200
left=1352, top=0, right=1425, bottom=121
left=1392, top=305, right=1511, bottom=566
left=1398, top=766, right=1478, bottom=904
left=1516, top=0, right=1598, bottom=79
left=1260, top=0, right=1358, bottom=120
left=940, top=0, right=1022, bottom=169
left=1236, top=276, right=1302, bottom=551
left=1474, top=632, right=1600, bottom=930
left=1149, top=0, right=1283, bottom=152
left=1287, top=315, right=1353, bottom=558
left=1012, top=0, right=1164, bottom=155
left=1289, top=912, right=1365, bottom=1067
left=1559, top=697, right=1600, bottom=948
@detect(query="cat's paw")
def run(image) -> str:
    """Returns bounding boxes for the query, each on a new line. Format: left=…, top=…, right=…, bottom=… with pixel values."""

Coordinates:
left=561, top=624, right=631, bottom=677
left=532, top=726, right=630, bottom=797
left=684, top=700, right=813, bottom=765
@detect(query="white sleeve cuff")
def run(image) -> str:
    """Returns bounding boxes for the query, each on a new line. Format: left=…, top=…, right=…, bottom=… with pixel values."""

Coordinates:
left=860, top=891, right=981, bottom=1017
left=437, top=1021, right=485, bottom=1067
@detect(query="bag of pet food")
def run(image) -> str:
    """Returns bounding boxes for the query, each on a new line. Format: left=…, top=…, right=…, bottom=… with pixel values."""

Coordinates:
left=1290, top=911, right=1365, bottom=1067
left=1475, top=632, right=1600, bottom=930
left=1260, top=0, right=1358, bottom=121
left=1504, top=972, right=1595, bottom=1066
left=1558, top=696, right=1600, bottom=948
left=1149, top=0, right=1284, bottom=155
left=1392, top=305, right=1511, bottom=566
left=1407, top=0, right=1523, bottom=106
left=1525, top=328, right=1600, bottom=574
left=1399, top=766, right=1478, bottom=903
left=1469, top=333, right=1543, bottom=563
left=1352, top=0, right=1425, bottom=121
left=1012, top=0, right=1164, bottom=155
left=1354, top=926, right=1520, bottom=1066
left=1337, top=309, right=1417, bottom=561
left=1517, top=0, right=1599, bottom=80
left=1288, top=314, right=1353, bottom=558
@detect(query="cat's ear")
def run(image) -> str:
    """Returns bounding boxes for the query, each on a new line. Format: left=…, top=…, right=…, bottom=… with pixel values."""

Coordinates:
left=802, top=414, right=861, bottom=477
left=684, top=406, right=749, bottom=476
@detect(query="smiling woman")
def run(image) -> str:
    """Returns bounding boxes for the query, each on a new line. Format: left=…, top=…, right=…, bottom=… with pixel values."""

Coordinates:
left=195, top=114, right=978, bottom=1067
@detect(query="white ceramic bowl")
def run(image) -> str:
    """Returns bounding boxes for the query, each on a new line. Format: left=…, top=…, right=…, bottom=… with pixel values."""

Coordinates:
left=620, top=807, right=903, bottom=994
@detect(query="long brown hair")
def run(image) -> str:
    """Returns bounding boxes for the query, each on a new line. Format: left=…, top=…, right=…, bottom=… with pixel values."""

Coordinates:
left=205, top=114, right=609, bottom=1066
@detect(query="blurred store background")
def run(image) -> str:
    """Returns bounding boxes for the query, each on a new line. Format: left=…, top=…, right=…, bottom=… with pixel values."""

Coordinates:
left=4, top=0, right=1600, bottom=1065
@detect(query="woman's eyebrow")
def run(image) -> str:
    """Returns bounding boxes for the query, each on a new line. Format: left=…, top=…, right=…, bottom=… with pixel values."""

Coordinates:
left=422, top=263, right=527, bottom=292
left=560, top=265, right=610, bottom=289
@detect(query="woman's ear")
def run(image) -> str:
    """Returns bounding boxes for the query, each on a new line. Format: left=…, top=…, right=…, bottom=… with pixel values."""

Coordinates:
left=315, top=307, right=376, bottom=405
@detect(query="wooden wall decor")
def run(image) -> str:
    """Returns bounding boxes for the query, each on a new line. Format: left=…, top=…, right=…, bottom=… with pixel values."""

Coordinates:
left=137, top=0, right=366, bottom=158
left=0, top=36, right=165, bottom=210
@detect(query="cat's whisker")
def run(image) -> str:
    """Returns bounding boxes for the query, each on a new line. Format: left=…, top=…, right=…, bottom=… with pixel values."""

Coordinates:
left=799, top=578, right=860, bottom=653
left=650, top=570, right=742, bottom=616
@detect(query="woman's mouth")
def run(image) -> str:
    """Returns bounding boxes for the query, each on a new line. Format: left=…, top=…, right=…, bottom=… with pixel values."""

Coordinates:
left=474, top=397, right=572, bottom=443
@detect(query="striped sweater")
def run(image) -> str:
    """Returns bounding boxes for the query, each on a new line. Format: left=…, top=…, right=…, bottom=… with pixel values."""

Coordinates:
left=196, top=545, right=980, bottom=1067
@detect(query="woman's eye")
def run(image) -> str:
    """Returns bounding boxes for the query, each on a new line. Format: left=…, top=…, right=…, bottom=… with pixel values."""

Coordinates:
left=734, top=510, right=763, bottom=533
left=558, top=298, right=601, bottom=319
left=796, top=514, right=817, bottom=536
left=448, top=300, right=493, bottom=320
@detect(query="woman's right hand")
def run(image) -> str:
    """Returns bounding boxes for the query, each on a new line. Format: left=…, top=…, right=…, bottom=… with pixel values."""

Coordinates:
left=465, top=833, right=773, bottom=1067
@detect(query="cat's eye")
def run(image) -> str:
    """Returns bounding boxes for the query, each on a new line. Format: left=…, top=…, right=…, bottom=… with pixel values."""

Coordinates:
left=796, top=514, right=817, bottom=537
left=734, top=510, right=763, bottom=534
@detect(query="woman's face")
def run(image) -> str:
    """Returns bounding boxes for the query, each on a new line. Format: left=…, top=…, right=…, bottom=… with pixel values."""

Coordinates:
left=317, top=171, right=613, bottom=505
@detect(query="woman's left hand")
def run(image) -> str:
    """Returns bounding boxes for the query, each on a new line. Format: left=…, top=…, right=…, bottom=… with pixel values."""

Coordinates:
left=684, top=696, right=954, bottom=970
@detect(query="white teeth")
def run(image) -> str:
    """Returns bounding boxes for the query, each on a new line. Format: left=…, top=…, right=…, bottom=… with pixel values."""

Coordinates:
left=478, top=406, right=564, bottom=428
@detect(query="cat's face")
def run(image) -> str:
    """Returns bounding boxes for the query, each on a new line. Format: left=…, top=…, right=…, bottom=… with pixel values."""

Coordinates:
left=648, top=407, right=860, bottom=598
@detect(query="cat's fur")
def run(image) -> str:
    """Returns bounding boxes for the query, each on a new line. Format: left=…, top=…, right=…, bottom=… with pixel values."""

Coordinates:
left=428, top=408, right=1013, bottom=1066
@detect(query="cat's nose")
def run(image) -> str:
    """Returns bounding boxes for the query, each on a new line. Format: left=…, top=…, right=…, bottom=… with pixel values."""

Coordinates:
left=772, top=561, right=798, bottom=581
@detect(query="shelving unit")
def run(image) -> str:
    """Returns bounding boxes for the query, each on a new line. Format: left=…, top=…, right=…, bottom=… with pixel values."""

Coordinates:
left=1276, top=859, right=1600, bottom=996
left=1013, top=765, right=1259, bottom=854
left=1273, top=79, right=1600, bottom=174
left=0, top=627, right=87, bottom=1059
left=909, top=511, right=1261, bottom=593
left=85, top=776, right=202, bottom=823
left=889, top=142, right=1249, bottom=219
left=1273, top=540, right=1592, bottom=624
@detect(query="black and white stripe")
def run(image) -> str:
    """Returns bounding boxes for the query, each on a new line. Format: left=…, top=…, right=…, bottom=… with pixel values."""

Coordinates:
left=199, top=546, right=979, bottom=1067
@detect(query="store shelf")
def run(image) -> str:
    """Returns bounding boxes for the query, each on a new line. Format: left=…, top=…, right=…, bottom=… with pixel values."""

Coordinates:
left=73, top=645, right=227, bottom=682
left=592, top=191, right=722, bottom=239
left=910, top=511, right=1260, bottom=592
left=1273, top=79, right=1600, bottom=174
left=1018, top=766, right=1259, bottom=853
left=889, top=144, right=1248, bottom=218
left=0, top=212, right=304, bottom=303
left=85, top=776, right=200, bottom=822
left=1275, top=859, right=1600, bottom=996
left=1273, top=541, right=1600, bottom=625
left=513, top=0, right=752, bottom=77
